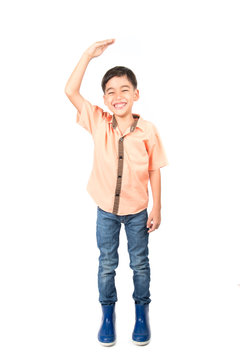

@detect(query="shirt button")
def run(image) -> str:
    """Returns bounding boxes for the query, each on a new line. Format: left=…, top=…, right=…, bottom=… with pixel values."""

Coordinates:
left=119, top=156, right=123, bottom=159
left=119, top=137, right=124, bottom=141
left=118, top=175, right=121, bottom=178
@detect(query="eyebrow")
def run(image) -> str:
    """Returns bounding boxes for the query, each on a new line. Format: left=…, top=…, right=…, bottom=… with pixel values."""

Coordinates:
left=106, top=85, right=130, bottom=92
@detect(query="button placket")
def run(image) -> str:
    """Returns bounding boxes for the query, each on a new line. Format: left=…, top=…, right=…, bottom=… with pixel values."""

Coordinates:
left=111, top=114, right=140, bottom=214
left=112, top=136, right=124, bottom=214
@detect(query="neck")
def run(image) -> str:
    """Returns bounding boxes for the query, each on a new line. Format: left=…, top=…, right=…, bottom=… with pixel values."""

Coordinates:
left=113, top=112, right=135, bottom=124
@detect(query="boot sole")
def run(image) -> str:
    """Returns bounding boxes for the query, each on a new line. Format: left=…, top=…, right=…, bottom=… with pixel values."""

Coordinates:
left=132, top=339, right=150, bottom=346
left=98, top=340, right=116, bottom=347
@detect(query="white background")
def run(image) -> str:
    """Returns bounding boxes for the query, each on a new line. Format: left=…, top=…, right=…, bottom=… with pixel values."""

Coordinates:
left=1, top=0, right=240, bottom=359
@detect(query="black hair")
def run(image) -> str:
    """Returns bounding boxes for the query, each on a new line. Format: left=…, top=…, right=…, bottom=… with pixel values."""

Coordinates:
left=101, top=66, right=137, bottom=93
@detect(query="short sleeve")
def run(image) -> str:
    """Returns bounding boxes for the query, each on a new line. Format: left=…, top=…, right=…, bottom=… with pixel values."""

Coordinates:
left=76, top=96, right=106, bottom=137
left=147, top=124, right=169, bottom=170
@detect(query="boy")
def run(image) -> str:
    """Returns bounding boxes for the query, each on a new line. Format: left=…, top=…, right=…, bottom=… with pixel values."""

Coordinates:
left=64, top=39, right=168, bottom=346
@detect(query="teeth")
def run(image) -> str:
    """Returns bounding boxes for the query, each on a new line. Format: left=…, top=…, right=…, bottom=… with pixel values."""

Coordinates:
left=114, top=103, right=126, bottom=109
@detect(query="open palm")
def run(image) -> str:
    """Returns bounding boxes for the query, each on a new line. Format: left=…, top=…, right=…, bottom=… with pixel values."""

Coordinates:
left=85, top=39, right=115, bottom=59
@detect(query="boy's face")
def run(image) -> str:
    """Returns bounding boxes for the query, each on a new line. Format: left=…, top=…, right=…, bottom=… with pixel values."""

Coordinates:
left=103, top=75, right=139, bottom=117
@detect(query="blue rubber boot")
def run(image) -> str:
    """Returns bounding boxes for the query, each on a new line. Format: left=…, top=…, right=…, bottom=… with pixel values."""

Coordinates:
left=132, top=304, right=151, bottom=345
left=98, top=304, right=116, bottom=346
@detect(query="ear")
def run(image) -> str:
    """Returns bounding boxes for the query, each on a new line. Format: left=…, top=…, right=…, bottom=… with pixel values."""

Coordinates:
left=134, top=89, right=140, bottom=101
left=103, top=94, right=107, bottom=106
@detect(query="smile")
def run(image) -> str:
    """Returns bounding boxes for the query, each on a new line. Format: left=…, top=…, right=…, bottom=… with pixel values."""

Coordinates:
left=113, top=102, right=127, bottom=109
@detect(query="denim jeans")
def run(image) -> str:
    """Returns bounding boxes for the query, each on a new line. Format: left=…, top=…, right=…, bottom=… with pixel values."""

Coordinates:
left=96, top=206, right=151, bottom=305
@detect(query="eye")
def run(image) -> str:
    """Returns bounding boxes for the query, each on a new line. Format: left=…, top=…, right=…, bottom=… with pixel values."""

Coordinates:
left=122, top=90, right=128, bottom=92
left=108, top=92, right=114, bottom=95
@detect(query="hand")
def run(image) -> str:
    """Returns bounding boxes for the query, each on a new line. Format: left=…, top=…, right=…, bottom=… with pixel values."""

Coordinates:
left=146, top=208, right=161, bottom=233
left=84, top=39, right=115, bottom=60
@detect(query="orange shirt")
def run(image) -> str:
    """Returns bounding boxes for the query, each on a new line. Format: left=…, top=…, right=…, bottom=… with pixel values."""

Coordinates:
left=76, top=96, right=169, bottom=215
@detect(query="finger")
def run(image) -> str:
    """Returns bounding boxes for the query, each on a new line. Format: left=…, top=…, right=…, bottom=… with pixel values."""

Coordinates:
left=146, top=218, right=152, bottom=228
left=149, top=222, right=157, bottom=232
left=96, top=39, right=115, bottom=46
left=147, top=223, right=152, bottom=232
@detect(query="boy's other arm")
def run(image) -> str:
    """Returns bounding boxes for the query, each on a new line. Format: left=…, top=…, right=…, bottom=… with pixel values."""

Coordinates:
left=147, top=169, right=161, bottom=233
left=149, top=168, right=161, bottom=210
left=64, top=39, right=115, bottom=114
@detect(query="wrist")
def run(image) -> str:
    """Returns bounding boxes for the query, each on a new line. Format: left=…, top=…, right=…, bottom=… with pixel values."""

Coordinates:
left=82, top=51, right=92, bottom=62
left=153, top=204, right=161, bottom=211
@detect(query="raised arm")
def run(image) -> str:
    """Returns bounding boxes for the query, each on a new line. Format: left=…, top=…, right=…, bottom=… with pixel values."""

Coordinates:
left=64, top=39, right=115, bottom=114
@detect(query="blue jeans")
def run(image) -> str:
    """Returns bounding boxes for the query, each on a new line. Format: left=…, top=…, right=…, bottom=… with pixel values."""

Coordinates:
left=96, top=206, right=151, bottom=305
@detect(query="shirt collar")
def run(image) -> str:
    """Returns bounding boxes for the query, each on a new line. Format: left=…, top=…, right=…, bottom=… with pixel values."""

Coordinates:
left=110, top=113, right=144, bottom=132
